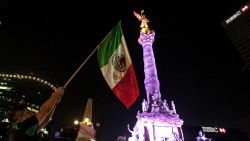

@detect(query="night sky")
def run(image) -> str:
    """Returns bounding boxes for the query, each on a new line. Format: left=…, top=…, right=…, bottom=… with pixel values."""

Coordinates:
left=0, top=0, right=250, bottom=140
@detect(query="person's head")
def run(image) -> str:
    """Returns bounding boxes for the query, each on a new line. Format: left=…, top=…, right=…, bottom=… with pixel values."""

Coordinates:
left=198, top=130, right=203, bottom=136
left=7, top=103, right=34, bottom=124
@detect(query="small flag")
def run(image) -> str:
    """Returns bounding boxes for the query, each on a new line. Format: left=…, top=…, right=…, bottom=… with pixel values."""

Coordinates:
left=75, top=98, right=96, bottom=141
left=97, top=21, right=140, bottom=109
left=76, top=123, right=96, bottom=140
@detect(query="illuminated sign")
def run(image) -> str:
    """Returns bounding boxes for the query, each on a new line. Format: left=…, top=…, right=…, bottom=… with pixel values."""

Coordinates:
left=225, top=4, right=249, bottom=25
left=225, top=11, right=242, bottom=24
left=219, top=128, right=226, bottom=133
left=202, top=127, right=218, bottom=133
left=241, top=5, right=249, bottom=12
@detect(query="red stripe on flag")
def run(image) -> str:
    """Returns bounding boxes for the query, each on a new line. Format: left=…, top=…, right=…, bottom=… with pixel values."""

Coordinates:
left=112, top=65, right=140, bottom=109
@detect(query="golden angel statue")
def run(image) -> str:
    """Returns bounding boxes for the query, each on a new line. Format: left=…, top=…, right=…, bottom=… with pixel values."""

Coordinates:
left=133, top=10, right=152, bottom=34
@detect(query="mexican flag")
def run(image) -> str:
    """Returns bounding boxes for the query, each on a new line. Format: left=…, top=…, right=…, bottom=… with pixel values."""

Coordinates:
left=97, top=21, right=139, bottom=109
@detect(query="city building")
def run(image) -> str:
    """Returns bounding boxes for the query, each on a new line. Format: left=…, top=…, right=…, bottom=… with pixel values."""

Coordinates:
left=222, top=0, right=250, bottom=71
left=0, top=73, right=56, bottom=140
left=0, top=73, right=56, bottom=120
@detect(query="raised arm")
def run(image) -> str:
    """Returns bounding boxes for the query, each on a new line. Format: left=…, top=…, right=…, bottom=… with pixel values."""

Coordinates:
left=36, top=86, right=65, bottom=131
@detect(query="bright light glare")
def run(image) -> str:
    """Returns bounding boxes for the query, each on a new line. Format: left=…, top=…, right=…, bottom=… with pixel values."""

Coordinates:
left=74, top=120, right=79, bottom=125
left=219, top=128, right=226, bottom=133
left=84, top=118, right=89, bottom=123
left=0, top=86, right=11, bottom=90
left=242, top=5, right=248, bottom=12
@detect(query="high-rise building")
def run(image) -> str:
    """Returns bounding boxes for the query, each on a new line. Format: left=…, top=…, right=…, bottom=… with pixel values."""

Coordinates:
left=0, top=73, right=56, bottom=121
left=222, top=0, right=250, bottom=71
left=0, top=73, right=56, bottom=140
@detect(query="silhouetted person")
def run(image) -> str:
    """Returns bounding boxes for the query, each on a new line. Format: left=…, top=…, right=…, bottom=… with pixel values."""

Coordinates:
left=196, top=130, right=211, bottom=141
left=7, top=86, right=65, bottom=141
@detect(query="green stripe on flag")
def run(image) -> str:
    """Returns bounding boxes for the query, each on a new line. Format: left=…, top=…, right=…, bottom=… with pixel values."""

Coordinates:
left=97, top=21, right=123, bottom=68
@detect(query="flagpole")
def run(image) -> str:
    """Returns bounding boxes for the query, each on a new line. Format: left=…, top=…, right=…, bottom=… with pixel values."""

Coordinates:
left=64, top=31, right=112, bottom=88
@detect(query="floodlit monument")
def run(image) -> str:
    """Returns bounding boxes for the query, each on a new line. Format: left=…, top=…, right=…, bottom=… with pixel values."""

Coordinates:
left=127, top=10, right=184, bottom=141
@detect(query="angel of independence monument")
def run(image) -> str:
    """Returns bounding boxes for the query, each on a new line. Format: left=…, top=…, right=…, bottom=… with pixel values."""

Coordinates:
left=127, top=10, right=184, bottom=141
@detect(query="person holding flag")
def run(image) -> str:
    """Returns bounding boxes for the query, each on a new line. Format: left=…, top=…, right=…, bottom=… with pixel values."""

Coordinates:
left=6, top=86, right=65, bottom=141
